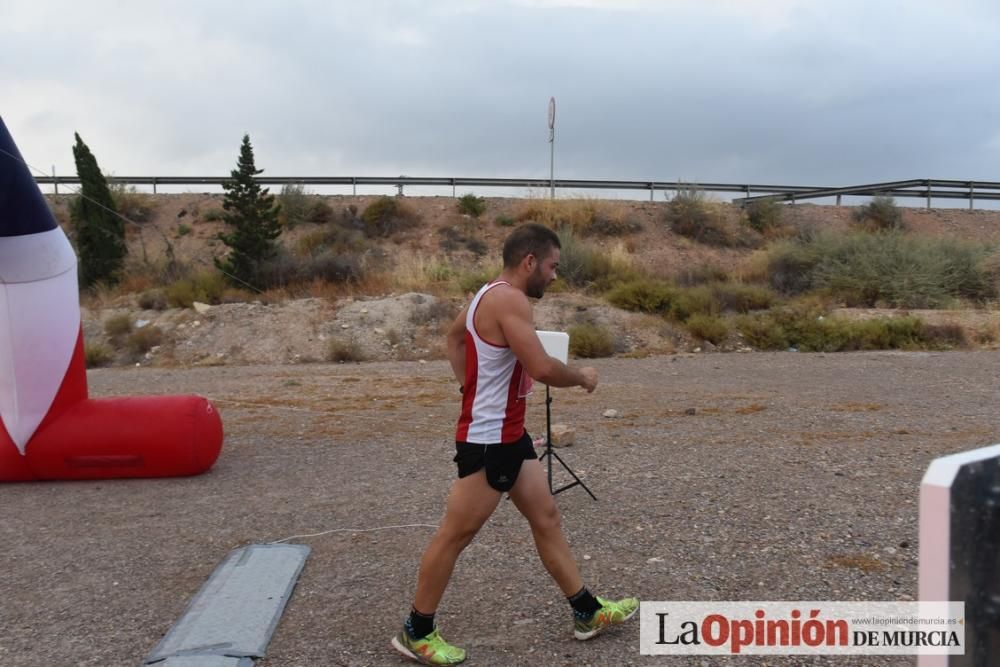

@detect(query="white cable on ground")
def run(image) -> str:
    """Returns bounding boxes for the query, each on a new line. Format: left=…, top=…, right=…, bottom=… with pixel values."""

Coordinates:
left=270, top=523, right=438, bottom=544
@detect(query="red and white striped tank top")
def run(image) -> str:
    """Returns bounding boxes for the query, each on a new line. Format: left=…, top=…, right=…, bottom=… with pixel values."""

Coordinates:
left=455, top=281, right=533, bottom=444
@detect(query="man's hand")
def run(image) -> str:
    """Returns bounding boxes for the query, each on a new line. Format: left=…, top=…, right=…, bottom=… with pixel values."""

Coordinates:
left=579, top=367, right=598, bottom=393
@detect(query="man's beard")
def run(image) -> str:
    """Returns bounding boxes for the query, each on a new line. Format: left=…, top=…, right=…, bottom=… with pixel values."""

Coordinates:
left=526, top=270, right=547, bottom=299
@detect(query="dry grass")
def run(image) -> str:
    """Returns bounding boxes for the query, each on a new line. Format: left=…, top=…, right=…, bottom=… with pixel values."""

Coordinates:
left=825, top=554, right=887, bottom=572
left=513, top=197, right=641, bottom=236
left=735, top=404, right=767, bottom=415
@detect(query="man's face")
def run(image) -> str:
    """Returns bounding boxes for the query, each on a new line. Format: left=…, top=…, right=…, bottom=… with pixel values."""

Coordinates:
left=525, top=246, right=560, bottom=299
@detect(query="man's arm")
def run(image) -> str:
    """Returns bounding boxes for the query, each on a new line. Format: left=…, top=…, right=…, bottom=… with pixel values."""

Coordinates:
left=446, top=304, right=470, bottom=387
left=497, top=291, right=597, bottom=392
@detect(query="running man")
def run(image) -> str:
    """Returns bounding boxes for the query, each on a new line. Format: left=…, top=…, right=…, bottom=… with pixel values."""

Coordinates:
left=391, top=223, right=637, bottom=665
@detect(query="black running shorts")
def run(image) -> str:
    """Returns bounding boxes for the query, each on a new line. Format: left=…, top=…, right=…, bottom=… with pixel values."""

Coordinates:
left=454, top=431, right=538, bottom=492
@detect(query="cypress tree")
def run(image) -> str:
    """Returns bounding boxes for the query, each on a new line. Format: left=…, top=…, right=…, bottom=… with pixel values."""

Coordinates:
left=215, top=134, right=281, bottom=287
left=70, top=133, right=126, bottom=287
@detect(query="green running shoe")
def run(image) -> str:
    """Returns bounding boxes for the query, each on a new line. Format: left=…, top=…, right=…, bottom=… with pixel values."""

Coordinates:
left=391, top=626, right=467, bottom=665
left=574, top=596, right=639, bottom=640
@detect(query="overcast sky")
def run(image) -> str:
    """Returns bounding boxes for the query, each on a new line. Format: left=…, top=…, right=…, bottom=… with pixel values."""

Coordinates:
left=3, top=0, right=1000, bottom=195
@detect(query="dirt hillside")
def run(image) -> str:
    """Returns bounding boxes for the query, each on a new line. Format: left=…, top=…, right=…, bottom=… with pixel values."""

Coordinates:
left=47, top=193, right=1000, bottom=366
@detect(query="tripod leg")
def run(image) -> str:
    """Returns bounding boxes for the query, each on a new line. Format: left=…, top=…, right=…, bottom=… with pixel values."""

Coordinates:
left=549, top=448, right=597, bottom=501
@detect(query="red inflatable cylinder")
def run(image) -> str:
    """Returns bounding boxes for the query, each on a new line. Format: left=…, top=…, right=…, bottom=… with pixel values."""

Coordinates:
left=22, top=396, right=223, bottom=481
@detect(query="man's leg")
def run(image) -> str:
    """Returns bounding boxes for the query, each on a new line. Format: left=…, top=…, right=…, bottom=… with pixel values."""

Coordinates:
left=508, top=457, right=639, bottom=641
left=507, top=458, right=582, bottom=595
left=412, top=469, right=502, bottom=614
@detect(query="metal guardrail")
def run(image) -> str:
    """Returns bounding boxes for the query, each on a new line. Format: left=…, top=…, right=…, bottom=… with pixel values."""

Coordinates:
left=731, top=179, right=1000, bottom=209
left=34, top=175, right=1000, bottom=208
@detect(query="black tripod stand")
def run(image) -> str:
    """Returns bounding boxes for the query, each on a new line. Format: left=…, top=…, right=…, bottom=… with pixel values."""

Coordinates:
left=537, top=385, right=597, bottom=500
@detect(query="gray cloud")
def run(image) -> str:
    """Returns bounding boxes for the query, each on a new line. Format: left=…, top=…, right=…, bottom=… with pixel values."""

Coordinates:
left=3, top=0, right=999, bottom=190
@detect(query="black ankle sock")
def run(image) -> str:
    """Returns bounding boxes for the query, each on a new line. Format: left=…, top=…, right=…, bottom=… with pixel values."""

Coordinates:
left=567, top=586, right=600, bottom=618
left=406, top=607, right=435, bottom=639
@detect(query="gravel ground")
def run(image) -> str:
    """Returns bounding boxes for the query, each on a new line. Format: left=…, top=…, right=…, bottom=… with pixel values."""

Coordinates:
left=1, top=352, right=998, bottom=666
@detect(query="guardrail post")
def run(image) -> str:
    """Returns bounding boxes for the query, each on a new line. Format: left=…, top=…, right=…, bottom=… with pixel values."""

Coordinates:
left=352, top=177, right=356, bottom=196
left=649, top=183, right=654, bottom=202
left=926, top=180, right=931, bottom=209
left=836, top=194, right=842, bottom=206
left=452, top=179, right=456, bottom=198
left=969, top=182, right=975, bottom=211
left=152, top=177, right=157, bottom=194
left=52, top=167, right=58, bottom=195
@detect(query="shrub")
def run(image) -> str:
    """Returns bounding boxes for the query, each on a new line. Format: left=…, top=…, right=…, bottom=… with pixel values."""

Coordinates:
left=669, top=285, right=719, bottom=321
left=411, top=300, right=459, bottom=326
left=606, top=278, right=674, bottom=314
left=327, top=338, right=366, bottom=362
left=853, top=195, right=903, bottom=231
left=458, top=264, right=502, bottom=294
left=109, top=181, right=156, bottom=223
left=307, top=200, right=334, bottom=224
left=137, top=289, right=168, bottom=311
left=457, top=194, right=487, bottom=218
left=736, top=307, right=937, bottom=352
left=361, top=196, right=420, bottom=237
left=295, top=251, right=364, bottom=284
left=279, top=183, right=311, bottom=227
left=665, top=186, right=732, bottom=246
left=810, top=232, right=995, bottom=308
left=202, top=208, right=224, bottom=222
left=439, top=225, right=487, bottom=255
left=495, top=214, right=516, bottom=227
left=765, top=240, right=822, bottom=295
left=176, top=223, right=191, bottom=237
left=672, top=263, right=730, bottom=286
left=744, top=198, right=785, bottom=235
left=710, top=282, right=775, bottom=313
left=568, top=324, right=615, bottom=358
left=104, top=313, right=132, bottom=338
left=515, top=198, right=640, bottom=237
left=555, top=227, right=618, bottom=289
left=126, top=325, right=163, bottom=355
left=165, top=271, right=227, bottom=308
left=686, top=313, right=729, bottom=344
left=84, top=343, right=113, bottom=368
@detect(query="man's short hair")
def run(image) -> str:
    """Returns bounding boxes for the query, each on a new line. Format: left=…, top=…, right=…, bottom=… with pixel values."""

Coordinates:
left=502, top=223, right=561, bottom=268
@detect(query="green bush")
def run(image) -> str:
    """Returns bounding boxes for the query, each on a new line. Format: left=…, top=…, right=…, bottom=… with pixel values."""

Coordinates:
left=744, top=198, right=785, bottom=234
left=177, top=223, right=191, bottom=237
left=165, top=271, right=226, bottom=308
left=710, top=282, right=775, bottom=313
left=606, top=278, right=674, bottom=314
left=672, top=264, right=730, bottom=286
left=765, top=240, right=822, bottom=295
left=202, top=208, right=224, bottom=222
left=686, top=313, right=728, bottom=344
left=279, top=183, right=311, bottom=227
left=361, top=196, right=420, bottom=237
left=457, top=194, right=487, bottom=218
left=555, top=227, right=620, bottom=289
left=669, top=285, right=719, bottom=321
left=665, top=186, right=732, bottom=246
left=853, top=195, right=903, bottom=231
left=568, top=324, right=615, bottom=358
left=809, top=232, right=995, bottom=307
left=104, top=313, right=132, bottom=338
left=84, top=343, right=113, bottom=368
left=495, top=214, right=516, bottom=227
left=735, top=307, right=939, bottom=352
left=458, top=265, right=501, bottom=294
